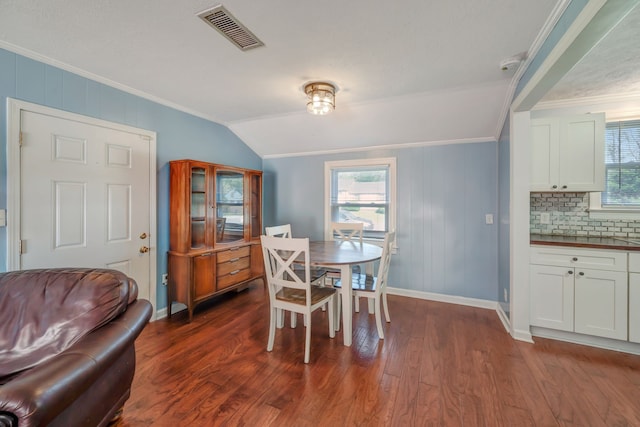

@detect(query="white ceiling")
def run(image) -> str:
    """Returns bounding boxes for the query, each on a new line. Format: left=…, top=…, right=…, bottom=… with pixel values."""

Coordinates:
left=0, top=0, right=596, bottom=158
left=541, top=2, right=640, bottom=104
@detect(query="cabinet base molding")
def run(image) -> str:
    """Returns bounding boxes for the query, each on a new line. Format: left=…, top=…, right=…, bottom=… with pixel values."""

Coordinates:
left=531, top=326, right=640, bottom=356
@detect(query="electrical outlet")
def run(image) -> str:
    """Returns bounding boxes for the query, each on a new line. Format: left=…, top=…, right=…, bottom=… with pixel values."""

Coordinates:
left=503, top=288, right=508, bottom=302
left=540, top=212, right=551, bottom=224
left=162, top=273, right=168, bottom=285
left=485, top=214, right=494, bottom=225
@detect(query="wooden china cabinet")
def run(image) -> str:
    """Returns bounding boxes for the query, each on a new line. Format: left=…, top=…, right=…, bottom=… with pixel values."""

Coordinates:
left=167, top=159, right=264, bottom=321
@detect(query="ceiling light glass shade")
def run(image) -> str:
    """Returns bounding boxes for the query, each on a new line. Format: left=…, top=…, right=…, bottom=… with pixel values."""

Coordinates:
left=304, top=82, right=335, bottom=115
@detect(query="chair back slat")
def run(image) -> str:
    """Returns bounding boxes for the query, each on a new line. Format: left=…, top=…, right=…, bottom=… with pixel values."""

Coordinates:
left=261, top=235, right=311, bottom=304
left=331, top=222, right=364, bottom=243
left=374, top=231, right=395, bottom=295
left=265, top=224, right=292, bottom=238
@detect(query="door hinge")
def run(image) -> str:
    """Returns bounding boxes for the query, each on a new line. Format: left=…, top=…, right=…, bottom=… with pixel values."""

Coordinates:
left=19, top=131, right=23, bottom=146
left=19, top=239, right=25, bottom=254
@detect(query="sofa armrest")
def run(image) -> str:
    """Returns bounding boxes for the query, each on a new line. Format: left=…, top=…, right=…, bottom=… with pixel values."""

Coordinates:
left=0, top=300, right=152, bottom=427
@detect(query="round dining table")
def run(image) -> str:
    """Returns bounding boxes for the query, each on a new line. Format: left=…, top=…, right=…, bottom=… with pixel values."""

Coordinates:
left=308, top=240, right=382, bottom=346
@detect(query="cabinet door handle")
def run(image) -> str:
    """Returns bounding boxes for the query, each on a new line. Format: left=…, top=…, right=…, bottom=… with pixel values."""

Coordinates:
left=572, top=257, right=578, bottom=262
left=552, top=185, right=558, bottom=189
left=562, top=185, right=568, bottom=189
left=578, top=271, right=585, bottom=276
left=568, top=270, right=573, bottom=275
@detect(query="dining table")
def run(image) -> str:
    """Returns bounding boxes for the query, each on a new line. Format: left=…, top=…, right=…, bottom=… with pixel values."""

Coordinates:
left=308, top=240, right=383, bottom=346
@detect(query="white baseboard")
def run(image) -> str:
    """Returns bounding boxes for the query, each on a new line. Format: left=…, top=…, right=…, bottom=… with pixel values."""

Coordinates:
left=387, top=286, right=499, bottom=310
left=495, top=304, right=511, bottom=334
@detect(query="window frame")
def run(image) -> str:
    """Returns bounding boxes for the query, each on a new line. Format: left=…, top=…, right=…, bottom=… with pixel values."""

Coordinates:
left=324, top=157, right=397, bottom=242
left=590, top=116, right=640, bottom=219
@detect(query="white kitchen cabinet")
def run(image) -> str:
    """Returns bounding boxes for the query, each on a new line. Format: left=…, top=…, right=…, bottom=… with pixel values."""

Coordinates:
left=530, top=113, right=605, bottom=192
left=530, top=264, right=574, bottom=331
left=574, top=268, right=627, bottom=340
left=530, top=246, right=628, bottom=340
left=628, top=253, right=640, bottom=344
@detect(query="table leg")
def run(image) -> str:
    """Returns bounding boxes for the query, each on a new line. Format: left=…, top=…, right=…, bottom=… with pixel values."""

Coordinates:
left=340, top=264, right=352, bottom=346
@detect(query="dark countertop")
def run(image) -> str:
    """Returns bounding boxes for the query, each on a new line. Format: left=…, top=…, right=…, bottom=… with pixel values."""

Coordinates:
left=530, top=234, right=640, bottom=251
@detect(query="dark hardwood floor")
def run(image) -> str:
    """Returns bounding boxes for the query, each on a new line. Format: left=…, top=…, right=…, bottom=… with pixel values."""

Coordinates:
left=114, top=280, right=640, bottom=426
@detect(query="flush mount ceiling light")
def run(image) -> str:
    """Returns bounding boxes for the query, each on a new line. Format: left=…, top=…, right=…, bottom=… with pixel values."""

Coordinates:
left=304, top=82, right=336, bottom=115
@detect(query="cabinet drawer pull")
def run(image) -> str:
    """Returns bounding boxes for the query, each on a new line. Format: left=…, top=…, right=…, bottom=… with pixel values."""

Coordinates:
left=552, top=185, right=558, bottom=189
left=562, top=185, right=568, bottom=189
left=572, top=257, right=578, bottom=262
left=229, top=257, right=240, bottom=262
left=568, top=270, right=573, bottom=275
left=578, top=271, right=585, bottom=276
left=230, top=269, right=240, bottom=275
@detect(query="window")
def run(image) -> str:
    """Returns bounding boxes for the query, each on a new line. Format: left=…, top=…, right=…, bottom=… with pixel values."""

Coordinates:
left=324, top=158, right=396, bottom=240
left=602, top=119, right=640, bottom=207
left=590, top=119, right=640, bottom=217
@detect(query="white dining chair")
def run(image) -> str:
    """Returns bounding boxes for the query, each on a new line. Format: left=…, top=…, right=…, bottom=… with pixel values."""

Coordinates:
left=265, top=224, right=328, bottom=328
left=330, top=221, right=364, bottom=243
left=334, top=231, right=395, bottom=339
left=261, top=235, right=336, bottom=363
left=325, top=222, right=365, bottom=286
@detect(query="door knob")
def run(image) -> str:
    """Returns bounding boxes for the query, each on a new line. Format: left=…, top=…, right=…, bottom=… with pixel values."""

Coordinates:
left=139, top=232, right=148, bottom=239
left=139, top=246, right=150, bottom=253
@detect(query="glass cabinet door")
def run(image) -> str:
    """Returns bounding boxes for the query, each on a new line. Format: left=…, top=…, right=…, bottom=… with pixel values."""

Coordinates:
left=190, top=167, right=207, bottom=249
left=215, top=170, right=244, bottom=244
left=250, top=173, right=262, bottom=239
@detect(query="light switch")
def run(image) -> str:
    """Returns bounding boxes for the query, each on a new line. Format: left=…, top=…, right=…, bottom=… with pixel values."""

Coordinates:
left=485, top=214, right=494, bottom=225
left=0, top=209, right=5, bottom=227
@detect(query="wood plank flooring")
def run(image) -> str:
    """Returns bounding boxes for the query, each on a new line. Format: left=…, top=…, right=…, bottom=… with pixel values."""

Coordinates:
left=113, top=281, right=640, bottom=426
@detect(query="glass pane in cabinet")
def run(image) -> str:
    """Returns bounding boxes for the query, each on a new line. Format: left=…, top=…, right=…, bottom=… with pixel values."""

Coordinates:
left=216, top=171, right=244, bottom=243
left=192, top=168, right=206, bottom=192
left=191, top=220, right=206, bottom=248
left=250, top=174, right=261, bottom=238
left=191, top=192, right=206, bottom=219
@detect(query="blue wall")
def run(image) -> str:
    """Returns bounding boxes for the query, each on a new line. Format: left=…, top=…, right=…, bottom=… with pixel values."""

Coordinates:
left=0, top=48, right=262, bottom=310
left=264, top=142, right=499, bottom=301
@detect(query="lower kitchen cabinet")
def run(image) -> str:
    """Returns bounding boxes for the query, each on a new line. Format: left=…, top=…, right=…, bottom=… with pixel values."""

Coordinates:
left=530, top=246, right=628, bottom=341
left=574, top=268, right=627, bottom=340
left=628, top=253, right=640, bottom=343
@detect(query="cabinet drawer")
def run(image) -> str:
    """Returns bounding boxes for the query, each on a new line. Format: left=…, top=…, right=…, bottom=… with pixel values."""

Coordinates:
left=629, top=253, right=640, bottom=273
left=217, top=246, right=250, bottom=263
left=217, top=268, right=251, bottom=290
left=530, top=246, right=627, bottom=271
left=217, top=256, right=250, bottom=276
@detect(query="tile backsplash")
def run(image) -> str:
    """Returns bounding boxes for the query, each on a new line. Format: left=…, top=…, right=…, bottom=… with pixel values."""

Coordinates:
left=530, top=192, right=640, bottom=237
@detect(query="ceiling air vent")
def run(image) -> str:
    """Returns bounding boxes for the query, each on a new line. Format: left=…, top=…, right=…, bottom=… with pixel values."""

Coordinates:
left=197, top=5, right=264, bottom=51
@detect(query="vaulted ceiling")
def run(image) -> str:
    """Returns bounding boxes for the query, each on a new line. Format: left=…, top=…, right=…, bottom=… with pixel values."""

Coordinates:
left=3, top=1, right=635, bottom=158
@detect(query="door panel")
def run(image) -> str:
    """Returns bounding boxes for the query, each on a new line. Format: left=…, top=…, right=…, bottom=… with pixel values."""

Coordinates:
left=20, top=110, right=151, bottom=302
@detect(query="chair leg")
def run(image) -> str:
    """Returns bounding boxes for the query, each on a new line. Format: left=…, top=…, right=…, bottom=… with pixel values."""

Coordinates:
left=382, top=291, right=391, bottom=323
left=304, top=316, right=311, bottom=363
left=291, top=312, right=297, bottom=328
left=367, top=297, right=375, bottom=314
left=328, top=297, right=335, bottom=338
left=334, top=295, right=341, bottom=331
left=276, top=308, right=284, bottom=329
left=354, top=295, right=360, bottom=313
left=374, top=296, right=384, bottom=339
left=268, top=307, right=277, bottom=351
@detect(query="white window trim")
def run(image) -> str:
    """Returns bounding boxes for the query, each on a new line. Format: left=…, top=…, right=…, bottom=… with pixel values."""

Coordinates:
left=588, top=192, right=640, bottom=220
left=324, top=157, right=397, bottom=242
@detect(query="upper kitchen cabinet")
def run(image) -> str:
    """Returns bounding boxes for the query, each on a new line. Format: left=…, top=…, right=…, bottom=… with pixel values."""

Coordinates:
left=531, top=113, right=605, bottom=192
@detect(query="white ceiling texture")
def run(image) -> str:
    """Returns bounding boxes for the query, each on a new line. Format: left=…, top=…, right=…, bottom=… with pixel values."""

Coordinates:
left=2, top=0, right=634, bottom=158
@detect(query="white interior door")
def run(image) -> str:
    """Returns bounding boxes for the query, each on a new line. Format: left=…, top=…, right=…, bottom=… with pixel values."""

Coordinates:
left=18, top=109, right=154, bottom=306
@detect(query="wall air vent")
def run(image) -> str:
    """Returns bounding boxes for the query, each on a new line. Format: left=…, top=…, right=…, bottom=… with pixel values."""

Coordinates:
left=197, top=5, right=264, bottom=51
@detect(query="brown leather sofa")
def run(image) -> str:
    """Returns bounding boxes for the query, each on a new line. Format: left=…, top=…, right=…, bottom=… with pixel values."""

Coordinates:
left=0, top=268, right=152, bottom=427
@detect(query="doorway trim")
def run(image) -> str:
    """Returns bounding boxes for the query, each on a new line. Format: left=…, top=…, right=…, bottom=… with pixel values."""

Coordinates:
left=6, top=98, right=157, bottom=319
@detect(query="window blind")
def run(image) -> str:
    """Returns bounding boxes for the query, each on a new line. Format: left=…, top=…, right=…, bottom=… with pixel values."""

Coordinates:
left=603, top=119, right=640, bottom=206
